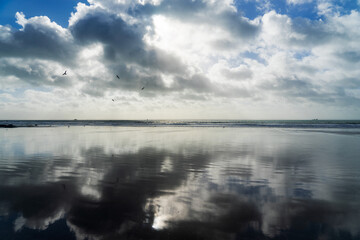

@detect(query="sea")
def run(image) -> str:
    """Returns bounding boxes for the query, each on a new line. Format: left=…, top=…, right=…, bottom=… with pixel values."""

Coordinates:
left=0, top=120, right=360, bottom=239
left=1, top=119, right=360, bottom=128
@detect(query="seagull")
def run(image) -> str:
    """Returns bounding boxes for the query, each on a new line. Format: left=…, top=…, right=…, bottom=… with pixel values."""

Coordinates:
left=116, top=75, right=120, bottom=79
left=62, top=70, right=67, bottom=76
left=141, top=86, right=145, bottom=90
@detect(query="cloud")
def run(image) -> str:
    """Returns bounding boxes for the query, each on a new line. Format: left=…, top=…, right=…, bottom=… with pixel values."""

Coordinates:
left=221, top=66, right=253, bottom=80
left=0, top=0, right=359, bottom=118
left=70, top=6, right=186, bottom=74
left=287, top=0, right=313, bottom=5
left=172, top=74, right=213, bottom=93
left=0, top=12, right=75, bottom=63
left=128, top=0, right=260, bottom=39
left=0, top=58, right=73, bottom=88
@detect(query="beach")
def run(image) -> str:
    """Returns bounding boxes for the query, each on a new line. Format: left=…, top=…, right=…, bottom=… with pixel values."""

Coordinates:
left=0, top=126, right=360, bottom=239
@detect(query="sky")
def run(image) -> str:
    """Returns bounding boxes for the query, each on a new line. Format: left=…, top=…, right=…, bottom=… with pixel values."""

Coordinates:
left=0, top=0, right=360, bottom=120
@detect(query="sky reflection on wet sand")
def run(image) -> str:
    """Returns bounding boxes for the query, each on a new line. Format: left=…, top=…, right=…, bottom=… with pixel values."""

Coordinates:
left=0, top=127, right=360, bottom=240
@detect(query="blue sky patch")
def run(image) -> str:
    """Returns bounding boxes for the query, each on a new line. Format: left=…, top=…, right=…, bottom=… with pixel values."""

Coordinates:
left=0, top=0, right=84, bottom=28
left=294, top=50, right=312, bottom=60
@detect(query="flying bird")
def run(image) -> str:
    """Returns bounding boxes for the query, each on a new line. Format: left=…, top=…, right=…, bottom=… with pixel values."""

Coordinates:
left=112, top=99, right=115, bottom=102
left=116, top=75, right=120, bottom=79
left=141, top=86, right=145, bottom=90
left=62, top=70, right=67, bottom=76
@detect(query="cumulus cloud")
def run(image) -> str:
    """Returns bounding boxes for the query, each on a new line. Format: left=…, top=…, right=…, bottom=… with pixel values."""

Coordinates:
left=128, top=0, right=260, bottom=39
left=0, top=0, right=359, bottom=118
left=0, top=12, right=75, bottom=63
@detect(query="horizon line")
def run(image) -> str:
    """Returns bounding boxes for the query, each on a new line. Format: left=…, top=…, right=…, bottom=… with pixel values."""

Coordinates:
left=1, top=119, right=360, bottom=121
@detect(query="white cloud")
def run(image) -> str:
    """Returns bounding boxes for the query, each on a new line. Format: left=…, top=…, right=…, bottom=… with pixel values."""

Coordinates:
left=287, top=0, right=313, bottom=5
left=16, top=12, right=70, bottom=39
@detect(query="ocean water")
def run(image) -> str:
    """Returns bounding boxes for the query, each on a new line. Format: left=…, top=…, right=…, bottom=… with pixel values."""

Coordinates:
left=1, top=119, right=360, bottom=128
left=0, top=126, right=360, bottom=239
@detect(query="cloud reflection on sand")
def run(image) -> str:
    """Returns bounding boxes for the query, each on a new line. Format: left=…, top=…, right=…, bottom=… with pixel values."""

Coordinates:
left=0, top=127, right=360, bottom=239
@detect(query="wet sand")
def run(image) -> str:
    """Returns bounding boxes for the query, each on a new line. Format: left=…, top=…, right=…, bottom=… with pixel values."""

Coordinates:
left=0, top=127, right=359, bottom=239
